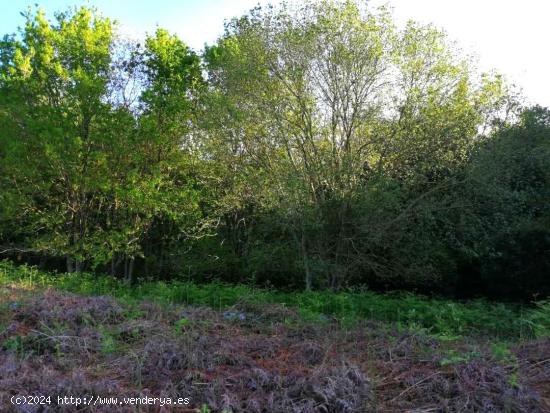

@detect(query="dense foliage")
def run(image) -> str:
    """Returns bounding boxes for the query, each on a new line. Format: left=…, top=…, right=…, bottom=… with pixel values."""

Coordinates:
left=0, top=1, right=548, bottom=299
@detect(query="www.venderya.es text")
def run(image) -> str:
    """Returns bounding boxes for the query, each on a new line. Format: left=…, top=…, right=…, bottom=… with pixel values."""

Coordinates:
left=10, top=395, right=190, bottom=407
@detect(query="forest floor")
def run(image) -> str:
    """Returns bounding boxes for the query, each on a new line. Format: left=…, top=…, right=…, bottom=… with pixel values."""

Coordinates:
left=0, top=266, right=549, bottom=412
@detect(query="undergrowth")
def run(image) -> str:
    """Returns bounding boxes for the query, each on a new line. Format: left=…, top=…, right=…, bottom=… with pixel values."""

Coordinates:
left=1, top=260, right=548, bottom=339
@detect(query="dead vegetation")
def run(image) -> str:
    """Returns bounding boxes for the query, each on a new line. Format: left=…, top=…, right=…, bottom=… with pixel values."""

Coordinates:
left=0, top=286, right=548, bottom=412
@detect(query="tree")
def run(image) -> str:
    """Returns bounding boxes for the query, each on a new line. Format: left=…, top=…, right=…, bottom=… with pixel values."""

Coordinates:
left=203, top=0, right=510, bottom=289
left=455, top=106, right=550, bottom=298
left=0, top=9, right=207, bottom=279
left=0, top=6, right=121, bottom=271
left=128, top=29, right=211, bottom=280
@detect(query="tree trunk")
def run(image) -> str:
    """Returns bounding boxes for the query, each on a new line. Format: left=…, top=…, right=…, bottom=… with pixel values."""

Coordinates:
left=111, top=254, right=116, bottom=276
left=330, top=199, right=350, bottom=291
left=127, top=257, right=135, bottom=284
left=123, top=256, right=136, bottom=283
left=66, top=256, right=74, bottom=273
left=301, top=233, right=312, bottom=290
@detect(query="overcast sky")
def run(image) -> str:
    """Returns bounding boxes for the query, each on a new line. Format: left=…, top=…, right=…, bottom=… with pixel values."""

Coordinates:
left=1, top=0, right=548, bottom=107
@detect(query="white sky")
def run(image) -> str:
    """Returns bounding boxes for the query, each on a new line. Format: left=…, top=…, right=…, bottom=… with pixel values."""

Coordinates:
left=369, top=0, right=550, bottom=107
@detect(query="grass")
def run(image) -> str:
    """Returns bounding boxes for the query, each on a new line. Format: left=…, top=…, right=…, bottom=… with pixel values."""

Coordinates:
left=1, top=260, right=548, bottom=340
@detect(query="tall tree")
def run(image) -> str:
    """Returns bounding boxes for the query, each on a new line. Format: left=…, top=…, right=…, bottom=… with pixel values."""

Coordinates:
left=0, top=7, right=120, bottom=271
left=203, top=0, right=512, bottom=289
left=0, top=10, right=207, bottom=278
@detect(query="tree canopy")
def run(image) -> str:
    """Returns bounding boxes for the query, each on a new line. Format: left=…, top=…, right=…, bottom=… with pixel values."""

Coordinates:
left=0, top=1, right=547, bottom=299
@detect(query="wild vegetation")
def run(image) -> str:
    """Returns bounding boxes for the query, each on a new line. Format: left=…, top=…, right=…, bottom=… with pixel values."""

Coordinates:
left=1, top=263, right=549, bottom=411
left=0, top=1, right=547, bottom=299
left=0, top=1, right=549, bottom=411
